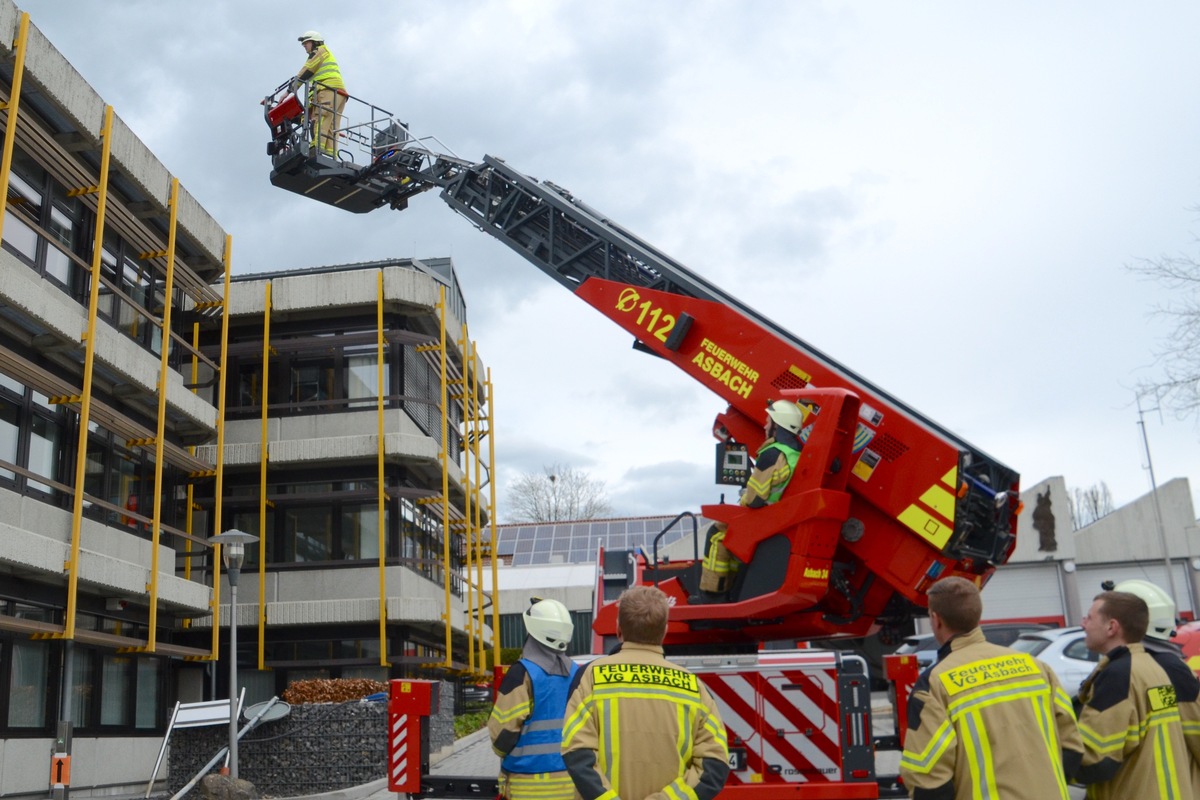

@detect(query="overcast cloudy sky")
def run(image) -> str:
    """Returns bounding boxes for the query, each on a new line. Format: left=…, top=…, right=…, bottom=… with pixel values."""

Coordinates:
left=18, top=1, right=1200, bottom=522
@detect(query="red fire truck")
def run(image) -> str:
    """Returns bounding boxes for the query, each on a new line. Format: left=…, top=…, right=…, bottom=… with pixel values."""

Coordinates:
left=266, top=80, right=1019, bottom=799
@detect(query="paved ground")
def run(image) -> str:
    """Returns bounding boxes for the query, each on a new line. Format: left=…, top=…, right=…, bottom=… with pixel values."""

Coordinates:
left=287, top=695, right=1084, bottom=799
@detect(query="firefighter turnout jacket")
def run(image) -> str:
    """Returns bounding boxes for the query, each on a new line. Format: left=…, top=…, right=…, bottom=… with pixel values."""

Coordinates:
left=488, top=657, right=580, bottom=800
left=699, top=433, right=801, bottom=594
left=899, top=627, right=1083, bottom=800
left=1074, top=641, right=1200, bottom=799
left=562, top=642, right=730, bottom=800
left=296, top=44, right=344, bottom=90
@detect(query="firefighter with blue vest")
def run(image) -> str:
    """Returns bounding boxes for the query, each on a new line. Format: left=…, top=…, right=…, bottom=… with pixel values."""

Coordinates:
left=487, top=597, right=579, bottom=800
left=292, top=31, right=346, bottom=156
left=697, top=398, right=808, bottom=601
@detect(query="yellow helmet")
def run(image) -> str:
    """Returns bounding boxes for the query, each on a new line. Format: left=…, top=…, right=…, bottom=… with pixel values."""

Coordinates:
left=766, top=399, right=808, bottom=434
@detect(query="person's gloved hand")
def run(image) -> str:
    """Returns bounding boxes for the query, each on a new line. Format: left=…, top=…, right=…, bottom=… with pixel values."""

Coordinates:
left=288, top=78, right=300, bottom=94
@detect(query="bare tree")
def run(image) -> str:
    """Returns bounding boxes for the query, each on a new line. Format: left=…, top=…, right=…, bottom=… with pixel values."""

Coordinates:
left=1129, top=244, right=1200, bottom=418
left=506, top=463, right=613, bottom=523
left=1067, top=482, right=1114, bottom=530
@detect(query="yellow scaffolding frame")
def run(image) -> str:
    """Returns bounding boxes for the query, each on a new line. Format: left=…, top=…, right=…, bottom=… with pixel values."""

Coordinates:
left=437, top=286, right=453, bottom=668
left=0, top=11, right=28, bottom=241
left=205, top=235, right=234, bottom=662
left=376, top=271, right=390, bottom=667
left=255, top=281, right=272, bottom=670
left=142, top=177, right=182, bottom=651
left=60, top=103, right=113, bottom=640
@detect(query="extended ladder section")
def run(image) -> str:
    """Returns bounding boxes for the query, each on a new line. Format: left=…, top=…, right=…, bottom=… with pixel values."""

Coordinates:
left=265, top=86, right=1020, bottom=644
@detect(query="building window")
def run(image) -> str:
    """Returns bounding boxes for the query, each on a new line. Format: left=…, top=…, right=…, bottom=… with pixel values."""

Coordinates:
left=346, top=349, right=388, bottom=409
left=2, top=147, right=82, bottom=290
left=290, top=359, right=335, bottom=410
left=285, top=504, right=334, bottom=562
left=341, top=504, right=383, bottom=560
left=7, top=637, right=50, bottom=728
left=135, top=658, right=162, bottom=729
left=100, top=654, right=133, bottom=726
left=0, top=371, right=68, bottom=499
left=69, top=647, right=95, bottom=729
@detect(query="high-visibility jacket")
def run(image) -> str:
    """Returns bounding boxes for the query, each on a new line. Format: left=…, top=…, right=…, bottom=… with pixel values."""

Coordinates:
left=297, top=44, right=344, bottom=90
left=562, top=641, right=730, bottom=800
left=699, top=437, right=801, bottom=592
left=899, top=627, right=1083, bottom=800
left=740, top=439, right=800, bottom=507
left=1075, top=641, right=1200, bottom=799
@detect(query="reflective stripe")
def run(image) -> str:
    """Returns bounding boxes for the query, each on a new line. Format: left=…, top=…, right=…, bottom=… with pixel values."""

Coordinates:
left=500, top=770, right=574, bottom=800
left=509, top=742, right=566, bottom=757
left=960, top=710, right=994, bottom=800
left=524, top=717, right=565, bottom=732
left=900, top=718, right=956, bottom=774
left=490, top=698, right=532, bottom=725
left=663, top=776, right=699, bottom=800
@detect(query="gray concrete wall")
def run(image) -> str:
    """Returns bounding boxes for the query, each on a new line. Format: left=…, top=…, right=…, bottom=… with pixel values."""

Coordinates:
left=191, top=566, right=489, bottom=638
left=0, top=735, right=160, bottom=799
left=1074, top=477, right=1198, bottom=562
left=0, top=490, right=210, bottom=613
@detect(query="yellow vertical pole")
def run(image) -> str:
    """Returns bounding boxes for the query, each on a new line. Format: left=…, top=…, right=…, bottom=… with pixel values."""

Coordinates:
left=471, top=343, right=485, bottom=673
left=460, top=323, right=474, bottom=674
left=146, top=178, right=182, bottom=651
left=377, top=271, right=389, bottom=667
left=486, top=368, right=500, bottom=670
left=63, top=105, right=113, bottom=640
left=0, top=12, right=29, bottom=241
left=210, top=235, right=233, bottom=661
left=438, top=286, right=452, bottom=669
left=257, top=282, right=271, bottom=670
left=183, top=321, right=199, bottom=628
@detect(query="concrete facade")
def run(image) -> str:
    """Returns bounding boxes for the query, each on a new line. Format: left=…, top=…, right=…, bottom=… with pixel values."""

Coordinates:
left=0, top=4, right=495, bottom=798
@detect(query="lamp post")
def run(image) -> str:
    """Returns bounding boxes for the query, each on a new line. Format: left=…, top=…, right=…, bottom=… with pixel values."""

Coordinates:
left=1135, top=391, right=1179, bottom=606
left=209, top=529, right=259, bottom=780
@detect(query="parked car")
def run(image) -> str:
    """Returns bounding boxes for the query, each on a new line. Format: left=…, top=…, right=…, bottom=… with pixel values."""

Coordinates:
left=1171, top=620, right=1200, bottom=677
left=1010, top=627, right=1099, bottom=696
left=462, top=683, right=492, bottom=705
left=893, top=622, right=1054, bottom=672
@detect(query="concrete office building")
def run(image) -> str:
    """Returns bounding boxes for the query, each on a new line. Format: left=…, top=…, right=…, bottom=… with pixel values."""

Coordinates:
left=0, top=4, right=494, bottom=797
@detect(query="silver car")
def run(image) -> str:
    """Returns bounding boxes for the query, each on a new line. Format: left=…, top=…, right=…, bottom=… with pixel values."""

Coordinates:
left=1009, top=627, right=1100, bottom=696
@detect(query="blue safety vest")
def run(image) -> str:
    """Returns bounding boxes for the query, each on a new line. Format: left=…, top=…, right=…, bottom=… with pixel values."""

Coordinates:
left=502, top=659, right=579, bottom=775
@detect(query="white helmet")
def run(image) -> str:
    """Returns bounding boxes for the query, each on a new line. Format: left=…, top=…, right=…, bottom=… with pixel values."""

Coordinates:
left=523, top=598, right=573, bottom=652
left=1113, top=579, right=1176, bottom=640
left=298, top=31, right=324, bottom=44
left=766, top=399, right=808, bottom=434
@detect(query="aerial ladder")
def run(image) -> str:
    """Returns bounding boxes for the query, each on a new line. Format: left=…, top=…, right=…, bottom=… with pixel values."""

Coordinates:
left=264, top=81, right=1019, bottom=648
left=264, top=82, right=1020, bottom=797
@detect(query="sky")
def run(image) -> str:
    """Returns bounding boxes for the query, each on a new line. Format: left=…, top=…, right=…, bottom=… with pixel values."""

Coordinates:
left=17, top=0, right=1200, bottom=523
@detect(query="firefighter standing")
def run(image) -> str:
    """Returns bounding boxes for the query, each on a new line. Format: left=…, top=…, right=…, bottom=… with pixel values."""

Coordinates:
left=899, top=577, right=1083, bottom=799
left=563, top=585, right=730, bottom=800
left=293, top=31, right=345, bottom=156
left=1074, top=589, right=1200, bottom=798
left=487, top=598, right=578, bottom=800
left=697, top=398, right=807, bottom=600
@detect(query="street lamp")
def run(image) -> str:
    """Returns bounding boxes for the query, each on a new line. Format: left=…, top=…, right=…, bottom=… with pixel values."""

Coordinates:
left=209, top=529, right=259, bottom=780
